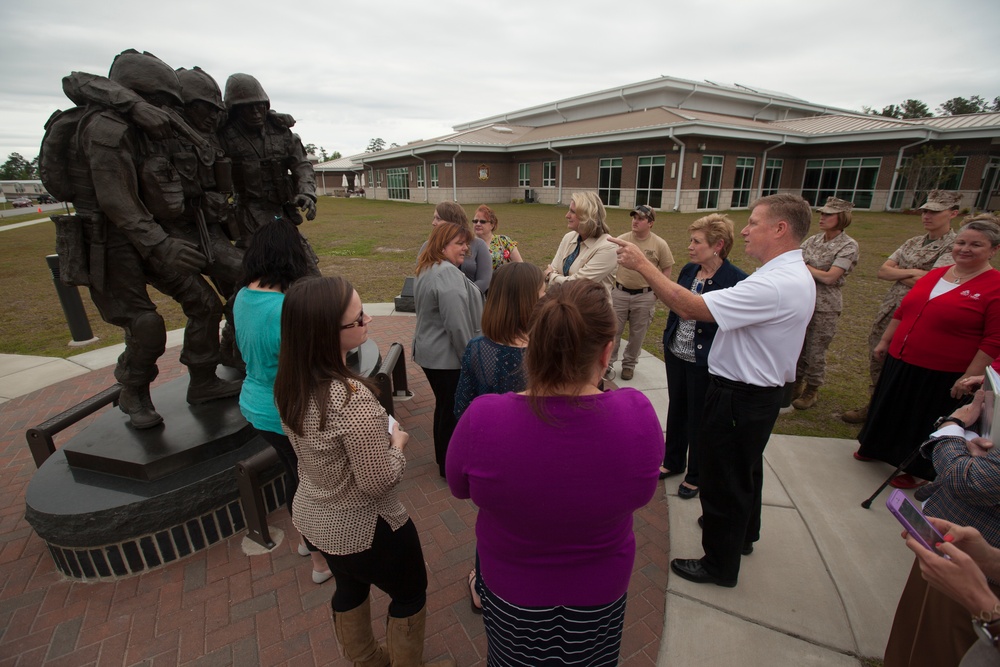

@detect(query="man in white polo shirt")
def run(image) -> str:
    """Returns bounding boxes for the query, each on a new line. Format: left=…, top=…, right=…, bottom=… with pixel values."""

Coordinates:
left=610, top=204, right=674, bottom=381
left=612, top=193, right=815, bottom=588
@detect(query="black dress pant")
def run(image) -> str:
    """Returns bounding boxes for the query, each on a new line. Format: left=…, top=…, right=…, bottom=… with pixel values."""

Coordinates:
left=662, top=350, right=711, bottom=486
left=421, top=367, right=461, bottom=476
left=697, top=375, right=783, bottom=581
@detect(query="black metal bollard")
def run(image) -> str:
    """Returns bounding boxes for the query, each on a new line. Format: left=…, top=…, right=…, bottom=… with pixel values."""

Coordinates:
left=45, top=254, right=98, bottom=346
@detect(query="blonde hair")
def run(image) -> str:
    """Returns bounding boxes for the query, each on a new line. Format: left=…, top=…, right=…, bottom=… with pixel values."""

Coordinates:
left=571, top=192, right=610, bottom=239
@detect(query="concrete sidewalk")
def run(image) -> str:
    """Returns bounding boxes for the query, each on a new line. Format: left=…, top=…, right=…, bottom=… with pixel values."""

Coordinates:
left=0, top=305, right=912, bottom=665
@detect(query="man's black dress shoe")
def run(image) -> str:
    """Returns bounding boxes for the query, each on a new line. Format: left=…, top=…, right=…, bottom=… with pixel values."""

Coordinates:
left=670, top=558, right=737, bottom=588
left=696, top=516, right=754, bottom=555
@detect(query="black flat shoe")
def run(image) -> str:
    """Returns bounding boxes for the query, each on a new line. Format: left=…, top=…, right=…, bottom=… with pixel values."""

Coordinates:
left=677, top=483, right=699, bottom=499
left=670, top=558, right=737, bottom=588
left=696, top=516, right=754, bottom=555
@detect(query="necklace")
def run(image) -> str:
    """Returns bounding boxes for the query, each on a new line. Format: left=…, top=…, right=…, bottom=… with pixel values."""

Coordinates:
left=951, top=266, right=988, bottom=284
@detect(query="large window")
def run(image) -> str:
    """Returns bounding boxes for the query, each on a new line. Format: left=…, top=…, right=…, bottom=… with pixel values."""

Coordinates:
left=802, top=158, right=881, bottom=208
left=518, top=163, right=530, bottom=187
left=731, top=157, right=756, bottom=208
left=697, top=155, right=723, bottom=209
left=430, top=164, right=439, bottom=188
left=367, top=169, right=374, bottom=189
left=416, top=165, right=425, bottom=188
left=762, top=158, right=783, bottom=196
left=543, top=161, right=557, bottom=187
left=635, top=156, right=666, bottom=208
left=598, top=158, right=623, bottom=206
left=387, top=168, right=410, bottom=200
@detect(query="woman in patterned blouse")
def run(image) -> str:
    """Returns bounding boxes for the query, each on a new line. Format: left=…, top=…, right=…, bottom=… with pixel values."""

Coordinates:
left=274, top=276, right=453, bottom=667
left=472, top=204, right=524, bottom=269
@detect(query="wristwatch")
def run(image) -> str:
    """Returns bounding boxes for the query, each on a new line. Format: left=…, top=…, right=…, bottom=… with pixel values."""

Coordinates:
left=973, top=615, right=1000, bottom=648
left=933, top=415, right=967, bottom=430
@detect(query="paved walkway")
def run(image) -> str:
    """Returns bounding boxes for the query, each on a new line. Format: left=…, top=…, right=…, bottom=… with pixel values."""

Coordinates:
left=0, top=306, right=915, bottom=665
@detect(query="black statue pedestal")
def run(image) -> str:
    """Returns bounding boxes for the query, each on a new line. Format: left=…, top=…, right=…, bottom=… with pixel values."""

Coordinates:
left=24, top=367, right=276, bottom=580
left=24, top=340, right=382, bottom=581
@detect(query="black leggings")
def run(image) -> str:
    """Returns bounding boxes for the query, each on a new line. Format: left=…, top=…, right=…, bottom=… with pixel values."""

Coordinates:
left=310, top=518, right=428, bottom=618
left=421, top=367, right=461, bottom=476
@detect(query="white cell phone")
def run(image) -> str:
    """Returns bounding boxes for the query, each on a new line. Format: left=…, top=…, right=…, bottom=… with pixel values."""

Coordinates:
left=387, top=415, right=398, bottom=435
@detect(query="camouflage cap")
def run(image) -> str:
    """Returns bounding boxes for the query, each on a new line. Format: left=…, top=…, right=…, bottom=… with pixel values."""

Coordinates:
left=816, top=196, right=854, bottom=214
left=630, top=204, right=655, bottom=222
left=919, top=190, right=962, bottom=211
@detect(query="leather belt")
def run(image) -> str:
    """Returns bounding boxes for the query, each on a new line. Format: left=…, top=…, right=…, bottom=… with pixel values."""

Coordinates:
left=616, top=282, right=652, bottom=295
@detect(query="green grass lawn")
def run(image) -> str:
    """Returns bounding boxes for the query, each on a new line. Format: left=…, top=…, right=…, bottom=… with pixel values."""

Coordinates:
left=0, top=196, right=955, bottom=441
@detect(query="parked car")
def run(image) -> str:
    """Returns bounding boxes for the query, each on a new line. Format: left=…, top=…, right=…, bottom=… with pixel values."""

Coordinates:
left=38, top=194, right=55, bottom=204
left=11, top=197, right=33, bottom=208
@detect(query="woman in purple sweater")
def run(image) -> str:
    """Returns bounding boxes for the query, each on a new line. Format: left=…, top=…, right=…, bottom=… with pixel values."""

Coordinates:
left=447, top=279, right=662, bottom=666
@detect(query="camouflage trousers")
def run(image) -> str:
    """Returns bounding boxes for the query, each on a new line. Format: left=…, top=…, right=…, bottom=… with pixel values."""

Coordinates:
left=795, top=310, right=840, bottom=387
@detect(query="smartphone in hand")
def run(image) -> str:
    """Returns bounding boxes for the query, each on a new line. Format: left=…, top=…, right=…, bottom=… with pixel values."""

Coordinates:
left=886, top=489, right=947, bottom=556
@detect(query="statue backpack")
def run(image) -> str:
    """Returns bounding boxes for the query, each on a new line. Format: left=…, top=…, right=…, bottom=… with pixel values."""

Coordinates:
left=38, top=106, right=93, bottom=203
left=38, top=106, right=96, bottom=286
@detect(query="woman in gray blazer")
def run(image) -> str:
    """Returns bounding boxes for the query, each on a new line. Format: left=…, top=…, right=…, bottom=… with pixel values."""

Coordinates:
left=413, top=222, right=484, bottom=476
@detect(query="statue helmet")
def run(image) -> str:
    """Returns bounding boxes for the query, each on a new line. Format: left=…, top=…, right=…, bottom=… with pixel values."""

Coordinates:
left=108, top=49, right=183, bottom=106
left=224, top=73, right=270, bottom=110
left=176, top=67, right=224, bottom=110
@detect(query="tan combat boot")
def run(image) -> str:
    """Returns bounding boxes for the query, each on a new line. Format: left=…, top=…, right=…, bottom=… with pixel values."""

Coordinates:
left=333, top=597, right=389, bottom=667
left=790, top=378, right=807, bottom=401
left=792, top=384, right=820, bottom=410
left=841, top=405, right=868, bottom=424
left=386, top=606, right=454, bottom=667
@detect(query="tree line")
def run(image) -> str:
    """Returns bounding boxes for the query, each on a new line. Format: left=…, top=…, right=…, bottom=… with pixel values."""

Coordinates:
left=862, top=95, right=1000, bottom=119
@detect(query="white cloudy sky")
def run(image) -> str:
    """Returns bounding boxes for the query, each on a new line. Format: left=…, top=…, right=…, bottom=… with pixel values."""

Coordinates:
left=2, top=0, right=998, bottom=162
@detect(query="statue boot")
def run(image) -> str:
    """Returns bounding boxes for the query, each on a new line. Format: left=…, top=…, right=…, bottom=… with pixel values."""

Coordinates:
left=186, top=365, right=242, bottom=405
left=119, top=383, right=164, bottom=429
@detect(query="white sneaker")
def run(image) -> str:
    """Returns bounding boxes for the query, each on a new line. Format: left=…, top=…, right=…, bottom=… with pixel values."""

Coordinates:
left=297, top=542, right=310, bottom=557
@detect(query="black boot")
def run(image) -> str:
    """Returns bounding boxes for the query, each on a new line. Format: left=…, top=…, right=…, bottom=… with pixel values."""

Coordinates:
left=186, top=366, right=242, bottom=405
left=119, top=384, right=163, bottom=429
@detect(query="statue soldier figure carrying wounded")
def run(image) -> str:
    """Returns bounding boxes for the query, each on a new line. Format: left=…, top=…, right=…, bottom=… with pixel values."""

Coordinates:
left=40, top=50, right=242, bottom=429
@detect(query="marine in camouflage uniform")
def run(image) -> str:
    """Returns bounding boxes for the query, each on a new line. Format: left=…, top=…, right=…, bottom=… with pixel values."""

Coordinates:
left=218, top=74, right=320, bottom=272
left=841, top=190, right=961, bottom=424
left=46, top=50, right=241, bottom=429
left=792, top=197, right=859, bottom=410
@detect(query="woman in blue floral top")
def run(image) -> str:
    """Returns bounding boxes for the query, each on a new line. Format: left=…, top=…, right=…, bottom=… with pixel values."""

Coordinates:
left=453, top=262, right=544, bottom=612
left=473, top=205, right=524, bottom=270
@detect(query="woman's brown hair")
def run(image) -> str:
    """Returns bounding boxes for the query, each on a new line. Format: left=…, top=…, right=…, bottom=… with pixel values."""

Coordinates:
left=273, top=276, right=368, bottom=435
left=416, top=222, right=473, bottom=275
left=524, top=279, right=615, bottom=417
left=481, top=263, right=543, bottom=346
left=435, top=201, right=468, bottom=226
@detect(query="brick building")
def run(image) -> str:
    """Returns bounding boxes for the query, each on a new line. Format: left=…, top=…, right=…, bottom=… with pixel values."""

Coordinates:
left=339, top=75, right=1000, bottom=213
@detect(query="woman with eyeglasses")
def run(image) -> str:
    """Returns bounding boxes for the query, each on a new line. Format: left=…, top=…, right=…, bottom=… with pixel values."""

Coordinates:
left=447, top=279, right=661, bottom=666
left=233, top=219, right=333, bottom=585
left=422, top=201, right=493, bottom=292
left=660, top=214, right=747, bottom=497
left=274, top=276, right=454, bottom=667
left=414, top=222, right=485, bottom=477
left=472, top=204, right=524, bottom=270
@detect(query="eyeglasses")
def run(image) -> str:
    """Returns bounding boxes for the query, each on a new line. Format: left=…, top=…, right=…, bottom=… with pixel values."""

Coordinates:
left=341, top=310, right=368, bottom=330
left=472, top=219, right=490, bottom=225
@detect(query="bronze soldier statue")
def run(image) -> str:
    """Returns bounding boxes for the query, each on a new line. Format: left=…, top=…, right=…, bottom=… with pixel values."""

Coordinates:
left=41, top=50, right=241, bottom=429
left=218, top=73, right=320, bottom=270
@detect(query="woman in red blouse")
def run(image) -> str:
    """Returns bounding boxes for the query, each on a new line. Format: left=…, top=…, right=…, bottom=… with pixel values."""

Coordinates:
left=857, top=216, right=1000, bottom=487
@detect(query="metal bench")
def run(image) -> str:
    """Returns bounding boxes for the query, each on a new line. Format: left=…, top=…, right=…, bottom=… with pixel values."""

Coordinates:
left=236, top=342, right=412, bottom=549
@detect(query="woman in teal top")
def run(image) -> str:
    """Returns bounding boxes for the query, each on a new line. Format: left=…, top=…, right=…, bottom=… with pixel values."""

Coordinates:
left=233, top=219, right=331, bottom=583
